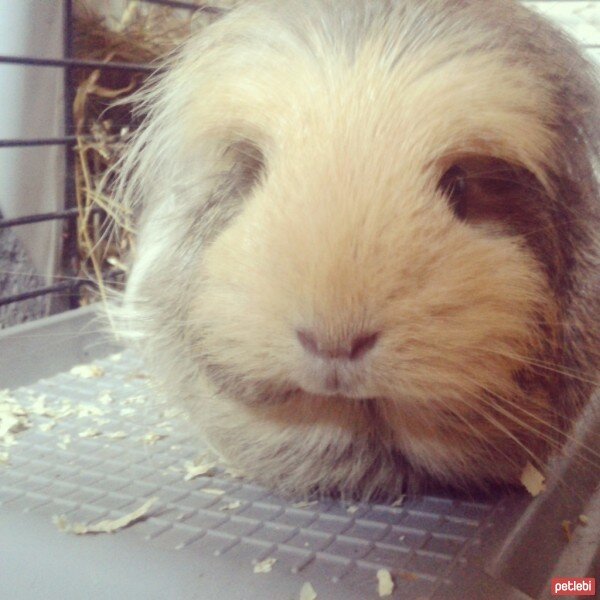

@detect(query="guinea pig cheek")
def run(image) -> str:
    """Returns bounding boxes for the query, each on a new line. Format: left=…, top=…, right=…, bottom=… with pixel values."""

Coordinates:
left=188, top=217, right=304, bottom=392
left=397, top=238, right=551, bottom=397
left=377, top=234, right=558, bottom=470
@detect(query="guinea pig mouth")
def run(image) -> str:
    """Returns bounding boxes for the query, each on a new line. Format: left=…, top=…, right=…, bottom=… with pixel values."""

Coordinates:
left=204, top=357, right=375, bottom=405
left=296, top=365, right=369, bottom=399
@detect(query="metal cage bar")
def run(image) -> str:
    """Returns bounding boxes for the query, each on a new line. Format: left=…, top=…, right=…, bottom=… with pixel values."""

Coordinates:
left=0, top=0, right=213, bottom=310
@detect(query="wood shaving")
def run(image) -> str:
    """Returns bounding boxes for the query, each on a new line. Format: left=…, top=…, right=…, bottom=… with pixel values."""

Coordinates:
left=0, top=452, right=9, bottom=465
left=0, top=392, right=31, bottom=446
left=347, top=505, right=359, bottom=514
left=58, top=434, right=72, bottom=450
left=299, top=582, right=317, bottom=600
left=377, top=569, right=394, bottom=597
left=30, top=395, right=53, bottom=417
left=579, top=514, right=589, bottom=525
left=253, top=558, right=277, bottom=574
left=183, top=457, right=217, bottom=481
left=391, top=495, right=405, bottom=507
left=562, top=520, right=572, bottom=542
left=98, top=392, right=114, bottom=405
left=155, top=421, right=174, bottom=430
left=53, top=497, right=158, bottom=535
left=1, top=435, right=17, bottom=448
left=293, top=501, right=318, bottom=509
left=141, top=432, right=166, bottom=445
left=52, top=402, right=75, bottom=419
left=28, top=396, right=74, bottom=420
left=79, top=428, right=101, bottom=438
left=220, top=501, right=242, bottom=512
left=520, top=462, right=546, bottom=497
left=201, top=488, right=226, bottom=496
left=70, top=364, right=105, bottom=379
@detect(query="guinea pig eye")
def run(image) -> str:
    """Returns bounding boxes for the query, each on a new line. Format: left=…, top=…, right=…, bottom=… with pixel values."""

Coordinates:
left=438, top=165, right=468, bottom=220
left=435, top=156, right=548, bottom=241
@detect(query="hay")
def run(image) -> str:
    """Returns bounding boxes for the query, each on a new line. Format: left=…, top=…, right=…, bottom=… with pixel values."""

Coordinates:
left=71, top=0, right=234, bottom=306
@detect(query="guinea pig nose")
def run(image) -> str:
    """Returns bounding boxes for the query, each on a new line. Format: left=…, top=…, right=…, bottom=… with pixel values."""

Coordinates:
left=296, top=329, right=379, bottom=361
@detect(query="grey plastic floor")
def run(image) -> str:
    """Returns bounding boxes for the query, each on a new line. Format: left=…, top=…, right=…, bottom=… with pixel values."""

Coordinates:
left=1, top=306, right=599, bottom=600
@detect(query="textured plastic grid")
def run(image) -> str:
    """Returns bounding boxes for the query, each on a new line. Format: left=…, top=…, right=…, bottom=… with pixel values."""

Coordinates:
left=0, top=350, right=513, bottom=599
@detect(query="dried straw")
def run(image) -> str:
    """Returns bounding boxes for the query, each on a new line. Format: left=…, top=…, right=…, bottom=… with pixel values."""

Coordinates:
left=71, top=0, right=234, bottom=305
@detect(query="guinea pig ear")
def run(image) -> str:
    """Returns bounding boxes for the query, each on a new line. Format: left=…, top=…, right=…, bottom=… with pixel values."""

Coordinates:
left=224, top=139, right=266, bottom=197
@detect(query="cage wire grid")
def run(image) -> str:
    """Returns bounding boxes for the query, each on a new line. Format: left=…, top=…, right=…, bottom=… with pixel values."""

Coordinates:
left=0, top=0, right=219, bottom=324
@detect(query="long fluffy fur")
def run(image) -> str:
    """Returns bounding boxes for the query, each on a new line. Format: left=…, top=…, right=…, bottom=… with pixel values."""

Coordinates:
left=113, top=0, right=599, bottom=499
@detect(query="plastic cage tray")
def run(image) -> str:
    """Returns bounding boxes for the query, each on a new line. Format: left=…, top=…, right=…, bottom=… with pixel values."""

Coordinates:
left=0, top=306, right=598, bottom=600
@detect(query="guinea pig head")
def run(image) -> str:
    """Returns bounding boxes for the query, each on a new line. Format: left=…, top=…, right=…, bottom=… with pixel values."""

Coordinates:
left=185, top=45, right=566, bottom=484
left=120, top=1, right=599, bottom=494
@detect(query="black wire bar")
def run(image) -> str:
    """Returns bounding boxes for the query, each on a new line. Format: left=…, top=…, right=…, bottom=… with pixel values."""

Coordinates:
left=0, top=207, right=103, bottom=229
left=141, top=0, right=223, bottom=12
left=0, top=136, right=78, bottom=149
left=0, top=54, right=154, bottom=73
left=0, top=281, right=85, bottom=307
left=63, top=0, right=80, bottom=310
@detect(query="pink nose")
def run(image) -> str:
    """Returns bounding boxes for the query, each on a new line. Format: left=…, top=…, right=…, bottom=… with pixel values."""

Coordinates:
left=296, top=329, right=380, bottom=361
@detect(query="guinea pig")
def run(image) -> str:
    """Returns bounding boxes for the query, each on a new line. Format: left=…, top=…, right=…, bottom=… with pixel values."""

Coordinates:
left=114, top=0, right=600, bottom=499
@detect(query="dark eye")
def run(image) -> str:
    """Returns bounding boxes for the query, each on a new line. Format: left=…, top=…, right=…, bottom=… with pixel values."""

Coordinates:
left=438, top=165, right=468, bottom=220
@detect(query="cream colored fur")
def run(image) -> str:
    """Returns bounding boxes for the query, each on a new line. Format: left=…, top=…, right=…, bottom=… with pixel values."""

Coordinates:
left=114, top=0, right=599, bottom=499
